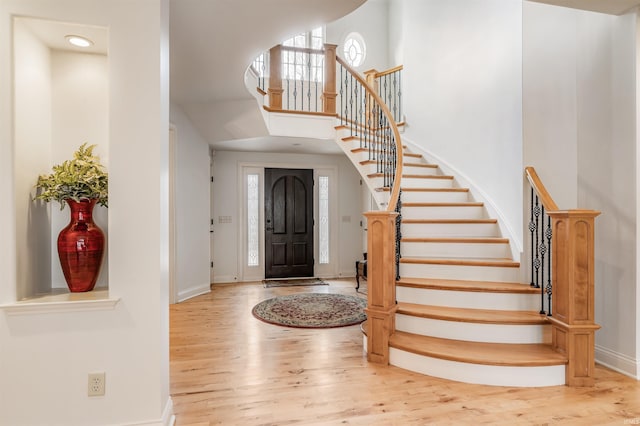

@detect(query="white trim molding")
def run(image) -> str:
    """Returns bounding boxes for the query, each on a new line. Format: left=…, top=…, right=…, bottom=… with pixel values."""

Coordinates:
left=595, top=344, right=638, bottom=379
left=177, top=283, right=211, bottom=303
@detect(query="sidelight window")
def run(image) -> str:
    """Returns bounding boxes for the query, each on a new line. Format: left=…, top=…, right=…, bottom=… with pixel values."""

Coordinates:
left=318, top=175, right=329, bottom=264
left=247, top=173, right=260, bottom=266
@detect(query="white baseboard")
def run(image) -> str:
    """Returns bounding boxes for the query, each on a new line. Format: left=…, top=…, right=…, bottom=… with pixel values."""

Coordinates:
left=163, top=398, right=176, bottom=426
left=595, top=345, right=638, bottom=379
left=117, top=397, right=175, bottom=426
left=177, top=283, right=211, bottom=302
left=212, top=275, right=239, bottom=284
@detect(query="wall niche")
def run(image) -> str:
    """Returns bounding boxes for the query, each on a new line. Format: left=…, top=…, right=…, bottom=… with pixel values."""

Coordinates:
left=13, top=17, right=109, bottom=301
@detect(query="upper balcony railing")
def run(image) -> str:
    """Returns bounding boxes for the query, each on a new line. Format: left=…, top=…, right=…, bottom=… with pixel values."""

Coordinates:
left=253, top=43, right=404, bottom=210
left=252, top=46, right=404, bottom=124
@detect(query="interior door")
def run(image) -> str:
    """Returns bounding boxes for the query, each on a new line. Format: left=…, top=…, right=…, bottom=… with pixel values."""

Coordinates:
left=265, top=168, right=314, bottom=278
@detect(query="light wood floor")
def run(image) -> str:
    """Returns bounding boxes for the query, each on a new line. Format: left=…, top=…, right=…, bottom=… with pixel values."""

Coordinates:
left=170, top=279, right=640, bottom=425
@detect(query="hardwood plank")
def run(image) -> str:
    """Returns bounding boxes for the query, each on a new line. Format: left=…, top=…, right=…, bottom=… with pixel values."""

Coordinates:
left=170, top=279, right=640, bottom=426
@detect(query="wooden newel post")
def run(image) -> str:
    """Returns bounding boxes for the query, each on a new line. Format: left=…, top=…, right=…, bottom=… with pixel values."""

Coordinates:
left=547, top=210, right=601, bottom=387
left=364, top=69, right=378, bottom=91
left=363, top=69, right=378, bottom=129
left=323, top=44, right=337, bottom=114
left=363, top=211, right=398, bottom=364
left=268, top=45, right=283, bottom=110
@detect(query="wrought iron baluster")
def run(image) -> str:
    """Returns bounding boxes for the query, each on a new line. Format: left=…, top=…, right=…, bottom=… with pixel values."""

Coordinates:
left=545, top=215, right=553, bottom=316
left=364, top=92, right=369, bottom=149
left=350, top=74, right=354, bottom=135
left=398, top=71, right=402, bottom=122
left=529, top=188, right=536, bottom=287
left=533, top=195, right=541, bottom=293
left=539, top=204, right=547, bottom=315
left=392, top=71, right=398, bottom=122
left=292, top=51, right=298, bottom=110
left=395, top=188, right=402, bottom=280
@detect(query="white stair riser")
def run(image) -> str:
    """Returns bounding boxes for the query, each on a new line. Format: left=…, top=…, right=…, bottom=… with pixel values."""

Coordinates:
left=401, top=191, right=470, bottom=203
left=401, top=222, right=500, bottom=238
left=402, top=205, right=486, bottom=220
left=402, top=166, right=441, bottom=176
left=401, top=178, right=454, bottom=189
left=389, top=349, right=566, bottom=387
left=396, top=286, right=541, bottom=311
left=400, top=263, right=520, bottom=282
left=401, top=241, right=511, bottom=258
left=395, top=314, right=551, bottom=344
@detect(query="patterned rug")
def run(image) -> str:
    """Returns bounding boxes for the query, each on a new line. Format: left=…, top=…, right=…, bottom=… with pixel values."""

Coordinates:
left=251, top=293, right=367, bottom=328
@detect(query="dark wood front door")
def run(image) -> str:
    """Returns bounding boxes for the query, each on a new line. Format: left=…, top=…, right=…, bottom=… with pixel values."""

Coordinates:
left=265, top=168, right=314, bottom=279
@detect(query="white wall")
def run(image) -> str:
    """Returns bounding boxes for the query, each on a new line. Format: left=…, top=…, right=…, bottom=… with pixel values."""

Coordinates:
left=523, top=3, right=579, bottom=208
left=51, top=49, right=109, bottom=289
left=389, top=0, right=524, bottom=248
left=523, top=2, right=638, bottom=378
left=170, top=104, right=211, bottom=302
left=212, top=150, right=363, bottom=283
left=0, top=1, right=172, bottom=425
left=13, top=18, right=53, bottom=300
left=326, top=0, right=391, bottom=71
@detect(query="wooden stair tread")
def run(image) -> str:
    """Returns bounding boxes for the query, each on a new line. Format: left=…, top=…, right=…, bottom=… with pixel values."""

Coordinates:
left=403, top=174, right=452, bottom=179
left=402, top=187, right=469, bottom=192
left=401, top=237, right=509, bottom=244
left=403, top=202, right=483, bottom=207
left=400, top=257, right=520, bottom=268
left=378, top=187, right=469, bottom=193
left=396, top=277, right=539, bottom=294
left=404, top=162, right=438, bottom=168
left=402, top=218, right=497, bottom=224
left=368, top=173, right=453, bottom=180
left=396, top=303, right=548, bottom=325
left=390, top=332, right=567, bottom=367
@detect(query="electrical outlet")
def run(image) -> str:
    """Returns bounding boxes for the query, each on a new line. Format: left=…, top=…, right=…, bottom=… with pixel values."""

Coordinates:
left=88, top=372, right=105, bottom=396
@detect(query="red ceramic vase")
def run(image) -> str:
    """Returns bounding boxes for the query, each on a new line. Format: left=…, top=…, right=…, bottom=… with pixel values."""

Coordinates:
left=57, top=199, right=105, bottom=292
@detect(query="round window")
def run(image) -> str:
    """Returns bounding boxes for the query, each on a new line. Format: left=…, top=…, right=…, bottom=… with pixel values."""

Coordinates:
left=343, top=32, right=366, bottom=68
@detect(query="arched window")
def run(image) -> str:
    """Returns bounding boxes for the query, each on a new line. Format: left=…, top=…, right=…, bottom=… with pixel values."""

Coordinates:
left=343, top=32, right=366, bottom=68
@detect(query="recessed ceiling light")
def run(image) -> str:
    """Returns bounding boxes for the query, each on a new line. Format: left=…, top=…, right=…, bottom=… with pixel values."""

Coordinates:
left=65, top=35, right=93, bottom=48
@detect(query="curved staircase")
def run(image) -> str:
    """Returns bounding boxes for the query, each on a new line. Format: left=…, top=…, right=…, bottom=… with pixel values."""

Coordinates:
left=340, top=132, right=568, bottom=387
left=249, top=45, right=598, bottom=388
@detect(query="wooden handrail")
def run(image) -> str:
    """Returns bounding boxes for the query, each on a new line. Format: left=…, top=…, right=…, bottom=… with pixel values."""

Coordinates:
left=375, top=64, right=404, bottom=78
left=336, top=56, right=404, bottom=212
left=525, top=166, right=559, bottom=212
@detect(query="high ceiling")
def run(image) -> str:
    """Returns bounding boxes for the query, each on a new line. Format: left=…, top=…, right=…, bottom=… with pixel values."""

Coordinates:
left=169, top=0, right=365, bottom=105
left=169, top=0, right=366, bottom=153
left=22, top=0, right=640, bottom=153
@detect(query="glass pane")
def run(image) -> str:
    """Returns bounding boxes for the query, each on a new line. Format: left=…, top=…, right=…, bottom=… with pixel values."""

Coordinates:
left=247, top=174, right=259, bottom=266
left=318, top=176, right=329, bottom=264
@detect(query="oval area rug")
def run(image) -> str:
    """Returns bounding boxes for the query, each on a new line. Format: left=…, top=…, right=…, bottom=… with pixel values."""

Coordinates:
left=252, top=293, right=367, bottom=328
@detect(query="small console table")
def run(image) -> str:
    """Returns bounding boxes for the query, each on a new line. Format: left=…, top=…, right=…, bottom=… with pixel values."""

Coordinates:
left=355, top=253, right=367, bottom=291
